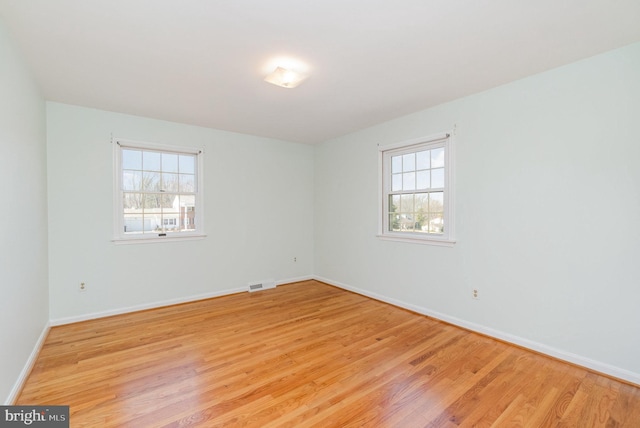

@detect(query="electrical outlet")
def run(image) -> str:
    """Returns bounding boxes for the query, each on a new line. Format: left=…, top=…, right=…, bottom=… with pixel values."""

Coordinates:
left=294, top=257, right=297, bottom=262
left=472, top=288, right=479, bottom=300
left=79, top=282, right=87, bottom=292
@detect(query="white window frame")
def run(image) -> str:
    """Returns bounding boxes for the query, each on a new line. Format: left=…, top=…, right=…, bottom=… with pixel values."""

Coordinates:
left=112, top=138, right=206, bottom=244
left=378, top=132, right=455, bottom=246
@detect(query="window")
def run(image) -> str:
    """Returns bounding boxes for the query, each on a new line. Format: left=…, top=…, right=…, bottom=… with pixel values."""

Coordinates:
left=113, top=138, right=205, bottom=243
left=379, top=132, right=455, bottom=246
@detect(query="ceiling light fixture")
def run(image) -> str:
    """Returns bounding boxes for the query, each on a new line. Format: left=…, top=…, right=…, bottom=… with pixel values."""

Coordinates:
left=264, top=66, right=308, bottom=88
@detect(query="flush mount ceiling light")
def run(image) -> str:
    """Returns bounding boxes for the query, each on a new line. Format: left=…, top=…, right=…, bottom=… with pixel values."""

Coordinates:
left=264, top=66, right=308, bottom=88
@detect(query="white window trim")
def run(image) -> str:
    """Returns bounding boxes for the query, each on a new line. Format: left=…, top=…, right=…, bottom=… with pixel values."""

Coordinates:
left=377, top=132, right=456, bottom=247
left=112, top=138, right=206, bottom=244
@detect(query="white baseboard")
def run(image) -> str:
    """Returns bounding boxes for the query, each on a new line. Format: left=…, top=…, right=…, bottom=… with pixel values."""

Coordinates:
left=27, top=274, right=637, bottom=402
left=9, top=276, right=315, bottom=403
left=5, top=323, right=50, bottom=405
left=49, top=275, right=315, bottom=326
left=276, top=275, right=314, bottom=286
left=314, top=275, right=640, bottom=386
left=50, top=286, right=245, bottom=326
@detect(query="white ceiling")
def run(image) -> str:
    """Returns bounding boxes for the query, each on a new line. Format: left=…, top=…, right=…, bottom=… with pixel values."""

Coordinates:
left=1, top=1, right=640, bottom=144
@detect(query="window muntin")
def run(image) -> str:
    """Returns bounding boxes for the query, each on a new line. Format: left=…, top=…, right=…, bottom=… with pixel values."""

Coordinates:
left=380, top=133, right=454, bottom=245
left=114, top=139, right=204, bottom=242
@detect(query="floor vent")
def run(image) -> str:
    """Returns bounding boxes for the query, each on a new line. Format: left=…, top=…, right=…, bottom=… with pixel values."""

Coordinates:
left=248, top=279, right=276, bottom=292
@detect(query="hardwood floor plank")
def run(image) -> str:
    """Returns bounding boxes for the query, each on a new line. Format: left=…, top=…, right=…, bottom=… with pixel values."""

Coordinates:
left=16, top=280, right=640, bottom=427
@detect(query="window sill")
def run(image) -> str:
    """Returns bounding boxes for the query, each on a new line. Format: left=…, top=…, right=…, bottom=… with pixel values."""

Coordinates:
left=112, top=234, right=207, bottom=245
left=377, top=234, right=456, bottom=247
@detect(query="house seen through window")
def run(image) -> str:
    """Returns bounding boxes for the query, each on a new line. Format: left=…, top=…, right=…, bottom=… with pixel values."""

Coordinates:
left=379, top=133, right=454, bottom=245
left=113, top=139, right=204, bottom=242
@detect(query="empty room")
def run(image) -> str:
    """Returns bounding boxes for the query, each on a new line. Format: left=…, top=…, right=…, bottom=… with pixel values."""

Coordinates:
left=1, top=1, right=640, bottom=426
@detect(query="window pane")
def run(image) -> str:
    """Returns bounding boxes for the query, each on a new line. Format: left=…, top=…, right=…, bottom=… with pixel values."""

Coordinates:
left=143, top=172, right=161, bottom=191
left=179, top=155, right=195, bottom=174
left=391, top=155, right=402, bottom=173
left=179, top=174, right=195, bottom=192
left=416, top=171, right=429, bottom=189
left=429, top=192, right=444, bottom=211
left=184, top=212, right=195, bottom=229
left=146, top=213, right=161, bottom=232
left=124, top=214, right=145, bottom=234
left=431, top=147, right=445, bottom=168
left=381, top=136, right=451, bottom=241
left=160, top=194, right=176, bottom=209
left=415, top=194, right=428, bottom=232
left=179, top=195, right=196, bottom=230
left=143, top=195, right=161, bottom=213
left=162, top=212, right=179, bottom=231
left=402, top=172, right=415, bottom=190
left=400, top=194, right=414, bottom=212
left=431, top=168, right=444, bottom=188
left=389, top=195, right=400, bottom=213
left=162, top=153, right=179, bottom=173
left=180, top=194, right=196, bottom=207
left=415, top=210, right=428, bottom=232
left=416, top=150, right=430, bottom=170
left=122, top=170, right=142, bottom=191
left=143, top=151, right=161, bottom=171
left=392, top=173, right=402, bottom=191
left=389, top=213, right=401, bottom=231
left=123, top=193, right=143, bottom=210
left=402, top=153, right=415, bottom=172
left=429, top=213, right=444, bottom=233
left=399, top=213, right=414, bottom=231
left=162, top=173, right=179, bottom=192
left=118, top=143, right=202, bottom=239
left=122, top=150, right=142, bottom=170
left=415, top=193, right=428, bottom=212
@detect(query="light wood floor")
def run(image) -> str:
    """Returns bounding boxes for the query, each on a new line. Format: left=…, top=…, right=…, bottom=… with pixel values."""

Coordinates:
left=18, top=280, right=640, bottom=427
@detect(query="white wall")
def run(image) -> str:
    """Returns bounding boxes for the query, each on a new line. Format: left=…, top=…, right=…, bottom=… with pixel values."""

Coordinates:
left=315, top=42, right=640, bottom=382
left=0, top=23, right=48, bottom=403
left=4, top=17, right=639, bottom=399
left=47, top=103, right=314, bottom=322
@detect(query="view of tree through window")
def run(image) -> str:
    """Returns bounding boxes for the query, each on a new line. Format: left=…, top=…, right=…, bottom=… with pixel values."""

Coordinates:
left=121, top=148, right=197, bottom=235
left=380, top=133, right=454, bottom=244
left=388, top=147, right=445, bottom=234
